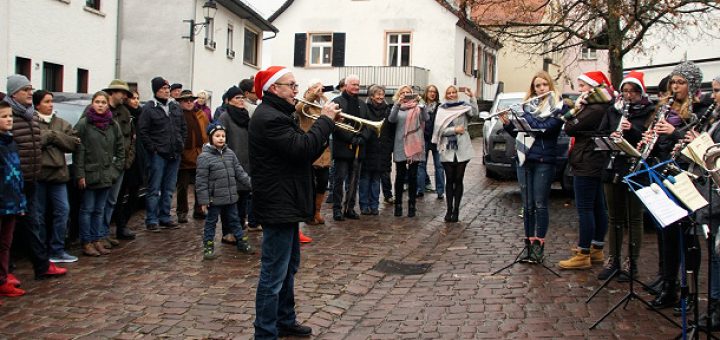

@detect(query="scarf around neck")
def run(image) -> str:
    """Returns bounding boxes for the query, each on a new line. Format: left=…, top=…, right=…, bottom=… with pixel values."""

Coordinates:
left=183, top=109, right=204, bottom=149
left=401, top=100, right=424, bottom=161
left=4, top=96, right=34, bottom=121
left=86, top=108, right=113, bottom=130
left=432, top=104, right=470, bottom=153
left=227, top=105, right=250, bottom=128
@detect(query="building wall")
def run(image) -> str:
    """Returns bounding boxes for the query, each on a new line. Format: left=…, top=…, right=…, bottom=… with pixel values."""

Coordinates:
left=560, top=48, right=610, bottom=93
left=1, top=0, right=118, bottom=93
left=269, top=0, right=498, bottom=100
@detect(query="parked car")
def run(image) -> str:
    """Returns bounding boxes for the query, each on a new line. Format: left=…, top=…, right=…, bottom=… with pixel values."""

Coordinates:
left=479, top=92, right=573, bottom=192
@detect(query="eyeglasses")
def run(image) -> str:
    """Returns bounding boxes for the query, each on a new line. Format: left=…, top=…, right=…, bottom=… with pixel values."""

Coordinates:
left=232, top=95, right=246, bottom=100
left=275, top=82, right=299, bottom=90
left=621, top=90, right=639, bottom=94
left=670, top=79, right=688, bottom=85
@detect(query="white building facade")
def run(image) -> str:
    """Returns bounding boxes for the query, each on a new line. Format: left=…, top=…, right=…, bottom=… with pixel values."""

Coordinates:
left=268, top=0, right=501, bottom=101
left=120, top=0, right=276, bottom=105
left=0, top=0, right=118, bottom=94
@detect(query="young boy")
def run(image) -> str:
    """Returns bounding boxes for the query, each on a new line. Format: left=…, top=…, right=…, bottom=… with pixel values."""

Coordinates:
left=196, top=123, right=253, bottom=260
left=0, top=100, right=27, bottom=300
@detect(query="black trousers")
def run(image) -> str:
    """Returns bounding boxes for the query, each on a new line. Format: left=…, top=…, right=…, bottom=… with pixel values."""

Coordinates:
left=662, top=219, right=701, bottom=283
left=333, top=158, right=358, bottom=212
left=176, top=169, right=201, bottom=215
left=394, top=161, right=418, bottom=205
left=11, top=181, right=50, bottom=276
left=313, top=167, right=329, bottom=195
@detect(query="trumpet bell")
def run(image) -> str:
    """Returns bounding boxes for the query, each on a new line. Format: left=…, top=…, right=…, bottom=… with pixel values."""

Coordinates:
left=296, top=97, right=384, bottom=137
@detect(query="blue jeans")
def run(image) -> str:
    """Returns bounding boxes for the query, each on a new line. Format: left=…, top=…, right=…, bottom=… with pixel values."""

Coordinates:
left=417, top=144, right=445, bottom=195
left=79, top=188, right=111, bottom=243
left=573, top=176, right=608, bottom=250
left=359, top=169, right=381, bottom=211
left=145, top=153, right=180, bottom=225
left=34, top=182, right=70, bottom=256
left=255, top=223, right=300, bottom=339
left=516, top=161, right=554, bottom=238
left=102, top=171, right=124, bottom=237
left=204, top=203, right=244, bottom=243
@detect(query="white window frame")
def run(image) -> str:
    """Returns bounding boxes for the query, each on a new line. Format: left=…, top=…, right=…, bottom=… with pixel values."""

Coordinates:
left=227, top=24, right=235, bottom=59
left=581, top=46, right=597, bottom=60
left=308, top=33, right=333, bottom=66
left=386, top=32, right=411, bottom=67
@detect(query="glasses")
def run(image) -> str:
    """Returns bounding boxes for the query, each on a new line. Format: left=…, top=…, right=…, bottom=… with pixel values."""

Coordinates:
left=621, top=90, right=639, bottom=94
left=275, top=82, right=299, bottom=90
left=670, top=79, right=688, bottom=85
left=232, top=95, right=246, bottom=100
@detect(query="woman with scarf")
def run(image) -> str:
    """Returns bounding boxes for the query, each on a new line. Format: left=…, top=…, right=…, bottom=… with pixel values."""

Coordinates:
left=418, top=85, right=445, bottom=199
left=358, top=85, right=393, bottom=215
left=646, top=61, right=710, bottom=310
left=389, top=85, right=429, bottom=217
left=558, top=71, right=613, bottom=270
left=432, top=85, right=479, bottom=223
left=294, top=81, right=332, bottom=242
left=596, top=71, right=655, bottom=282
left=500, top=71, right=565, bottom=261
left=74, top=91, right=124, bottom=256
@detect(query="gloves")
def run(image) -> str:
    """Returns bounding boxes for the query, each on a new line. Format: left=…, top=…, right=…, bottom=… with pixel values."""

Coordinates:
left=351, top=135, right=365, bottom=146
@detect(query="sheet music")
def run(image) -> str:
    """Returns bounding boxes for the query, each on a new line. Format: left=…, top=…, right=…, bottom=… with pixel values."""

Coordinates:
left=510, top=116, right=544, bottom=132
left=662, top=172, right=708, bottom=212
left=613, top=138, right=642, bottom=158
left=593, top=137, right=617, bottom=151
left=633, top=183, right=688, bottom=227
left=682, top=132, right=715, bottom=170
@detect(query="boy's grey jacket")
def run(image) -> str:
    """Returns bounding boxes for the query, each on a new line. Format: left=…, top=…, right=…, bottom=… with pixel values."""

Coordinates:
left=195, top=143, right=251, bottom=206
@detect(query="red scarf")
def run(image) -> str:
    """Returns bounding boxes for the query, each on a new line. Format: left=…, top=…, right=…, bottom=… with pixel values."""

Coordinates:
left=402, top=101, right=424, bottom=162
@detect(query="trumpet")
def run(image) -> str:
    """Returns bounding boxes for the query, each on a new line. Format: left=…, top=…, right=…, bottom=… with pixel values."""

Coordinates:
left=486, top=91, right=556, bottom=119
left=295, top=97, right=384, bottom=137
left=705, top=143, right=720, bottom=188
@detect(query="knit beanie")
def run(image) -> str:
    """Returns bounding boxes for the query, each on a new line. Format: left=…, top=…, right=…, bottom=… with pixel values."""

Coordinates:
left=225, top=86, right=243, bottom=100
left=207, top=122, right=225, bottom=139
left=7, top=75, right=31, bottom=96
left=670, top=61, right=703, bottom=96
left=151, top=77, right=169, bottom=94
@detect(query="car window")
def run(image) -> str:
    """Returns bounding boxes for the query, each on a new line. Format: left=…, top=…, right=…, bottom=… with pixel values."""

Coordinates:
left=54, top=100, right=90, bottom=126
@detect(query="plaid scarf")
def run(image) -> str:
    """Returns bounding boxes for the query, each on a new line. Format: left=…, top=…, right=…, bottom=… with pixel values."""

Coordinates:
left=560, top=85, right=613, bottom=122
left=402, top=100, right=424, bottom=162
left=515, top=97, right=563, bottom=166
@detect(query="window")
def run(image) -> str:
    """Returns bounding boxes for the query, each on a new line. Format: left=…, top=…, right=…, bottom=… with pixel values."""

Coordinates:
left=244, top=28, right=259, bottom=66
left=227, top=24, right=235, bottom=58
left=307, top=34, right=333, bottom=66
left=387, top=33, right=411, bottom=67
left=204, top=19, right=216, bottom=49
left=581, top=47, right=597, bottom=60
left=483, top=52, right=496, bottom=84
left=43, top=62, right=64, bottom=92
left=86, top=0, right=100, bottom=10
left=15, top=57, right=31, bottom=80
left=463, top=38, right=475, bottom=75
left=77, top=68, right=89, bottom=93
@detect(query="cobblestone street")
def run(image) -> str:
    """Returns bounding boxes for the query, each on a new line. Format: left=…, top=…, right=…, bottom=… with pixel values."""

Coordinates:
left=0, top=140, right=701, bottom=339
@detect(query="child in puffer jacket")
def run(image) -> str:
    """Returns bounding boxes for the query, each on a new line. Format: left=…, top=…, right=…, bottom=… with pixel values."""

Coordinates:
left=196, top=123, right=252, bottom=260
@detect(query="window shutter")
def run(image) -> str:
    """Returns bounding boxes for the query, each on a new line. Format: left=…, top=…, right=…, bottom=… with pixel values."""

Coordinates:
left=331, top=33, right=346, bottom=67
left=294, top=33, right=307, bottom=67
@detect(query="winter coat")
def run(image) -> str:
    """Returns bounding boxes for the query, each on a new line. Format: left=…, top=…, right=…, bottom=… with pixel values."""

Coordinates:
left=10, top=106, right=42, bottom=182
left=564, top=101, right=611, bottom=177
left=362, top=100, right=393, bottom=172
left=73, top=116, right=124, bottom=189
left=331, top=92, right=373, bottom=160
left=218, top=107, right=252, bottom=178
left=249, top=92, right=334, bottom=225
left=195, top=143, right=251, bottom=206
left=389, top=103, right=430, bottom=163
left=36, top=112, right=78, bottom=183
left=137, top=98, right=187, bottom=160
left=181, top=109, right=209, bottom=170
left=0, top=132, right=26, bottom=215
left=651, top=98, right=713, bottom=162
left=295, top=92, right=331, bottom=168
left=112, top=103, right=136, bottom=170
left=503, top=104, right=568, bottom=164
left=598, top=99, right=655, bottom=179
left=434, top=100, right=479, bottom=163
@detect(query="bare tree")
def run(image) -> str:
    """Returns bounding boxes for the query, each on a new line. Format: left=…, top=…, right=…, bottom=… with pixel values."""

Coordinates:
left=470, top=0, right=720, bottom=87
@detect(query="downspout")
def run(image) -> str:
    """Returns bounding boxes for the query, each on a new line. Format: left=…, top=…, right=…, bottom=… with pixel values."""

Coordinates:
left=115, top=0, right=122, bottom=78
left=189, top=0, right=198, bottom=90
left=263, top=31, right=277, bottom=41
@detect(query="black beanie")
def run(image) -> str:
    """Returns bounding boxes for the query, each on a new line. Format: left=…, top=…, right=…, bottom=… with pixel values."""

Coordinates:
left=225, top=86, right=243, bottom=100
left=151, top=77, right=168, bottom=94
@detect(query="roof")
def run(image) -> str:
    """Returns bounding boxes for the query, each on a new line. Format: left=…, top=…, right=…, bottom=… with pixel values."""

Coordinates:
left=470, top=0, right=547, bottom=26
left=268, top=0, right=501, bottom=49
left=218, top=0, right=278, bottom=33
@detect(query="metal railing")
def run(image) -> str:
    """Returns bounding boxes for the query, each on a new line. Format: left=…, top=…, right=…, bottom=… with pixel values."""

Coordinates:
left=339, top=66, right=429, bottom=90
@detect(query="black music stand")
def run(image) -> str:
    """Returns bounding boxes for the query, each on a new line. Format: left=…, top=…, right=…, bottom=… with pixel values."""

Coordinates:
left=492, top=110, right=560, bottom=277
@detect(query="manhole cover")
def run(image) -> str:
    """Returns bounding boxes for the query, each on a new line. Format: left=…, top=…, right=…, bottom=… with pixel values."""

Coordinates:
left=372, top=259, right=431, bottom=275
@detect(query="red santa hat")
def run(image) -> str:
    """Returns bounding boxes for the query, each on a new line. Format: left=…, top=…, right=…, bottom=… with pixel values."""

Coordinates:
left=254, top=66, right=291, bottom=100
left=577, top=71, right=611, bottom=88
left=619, top=70, right=646, bottom=96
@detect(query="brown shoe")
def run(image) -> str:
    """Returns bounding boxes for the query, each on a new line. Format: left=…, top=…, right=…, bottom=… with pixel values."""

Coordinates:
left=94, top=241, right=111, bottom=255
left=106, top=237, right=120, bottom=247
left=221, top=234, right=237, bottom=245
left=83, top=243, right=101, bottom=257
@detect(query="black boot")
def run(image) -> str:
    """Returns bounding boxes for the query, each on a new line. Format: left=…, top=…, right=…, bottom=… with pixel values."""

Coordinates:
left=650, top=280, right=678, bottom=309
left=444, top=197, right=453, bottom=222
left=519, top=239, right=532, bottom=263
left=116, top=226, right=136, bottom=240
left=645, top=275, right=664, bottom=295
left=698, top=299, right=720, bottom=331
left=333, top=209, right=345, bottom=221
left=407, top=202, right=416, bottom=217
left=394, top=204, right=402, bottom=217
left=673, top=293, right=696, bottom=317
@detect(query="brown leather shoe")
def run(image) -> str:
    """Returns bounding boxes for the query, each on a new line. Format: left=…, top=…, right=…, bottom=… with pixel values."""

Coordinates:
left=83, top=243, right=101, bottom=257
left=94, top=241, right=111, bottom=255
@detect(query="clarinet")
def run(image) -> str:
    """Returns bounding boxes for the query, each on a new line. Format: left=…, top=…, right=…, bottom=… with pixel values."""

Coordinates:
left=610, top=102, right=630, bottom=183
left=629, top=96, right=675, bottom=173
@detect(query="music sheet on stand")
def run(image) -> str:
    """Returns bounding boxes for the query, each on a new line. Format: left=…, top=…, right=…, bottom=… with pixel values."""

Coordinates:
left=633, top=184, right=688, bottom=228
left=663, top=172, right=708, bottom=212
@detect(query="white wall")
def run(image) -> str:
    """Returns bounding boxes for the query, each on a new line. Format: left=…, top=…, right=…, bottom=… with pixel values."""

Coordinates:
left=2, top=0, right=118, bottom=93
left=268, top=0, right=497, bottom=99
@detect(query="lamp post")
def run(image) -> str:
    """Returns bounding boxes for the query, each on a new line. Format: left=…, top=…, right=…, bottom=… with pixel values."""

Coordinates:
left=182, top=0, right=218, bottom=42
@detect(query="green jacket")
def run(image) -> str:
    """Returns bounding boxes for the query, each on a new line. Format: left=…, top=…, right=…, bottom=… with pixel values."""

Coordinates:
left=73, top=117, right=125, bottom=189
left=36, top=112, right=79, bottom=183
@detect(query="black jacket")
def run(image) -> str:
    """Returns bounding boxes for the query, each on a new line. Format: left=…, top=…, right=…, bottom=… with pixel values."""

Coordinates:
left=362, top=100, right=393, bottom=172
left=138, top=99, right=187, bottom=159
left=331, top=92, right=373, bottom=160
left=249, top=93, right=334, bottom=225
left=599, top=99, right=655, bottom=179
left=565, top=102, right=611, bottom=177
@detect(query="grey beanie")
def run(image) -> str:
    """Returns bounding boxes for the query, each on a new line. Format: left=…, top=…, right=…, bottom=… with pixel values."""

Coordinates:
left=670, top=61, right=703, bottom=96
left=7, top=75, right=31, bottom=95
left=713, top=75, right=720, bottom=85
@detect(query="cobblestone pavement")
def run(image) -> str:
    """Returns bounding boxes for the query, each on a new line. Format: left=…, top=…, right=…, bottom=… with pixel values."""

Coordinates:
left=0, top=139, right=709, bottom=339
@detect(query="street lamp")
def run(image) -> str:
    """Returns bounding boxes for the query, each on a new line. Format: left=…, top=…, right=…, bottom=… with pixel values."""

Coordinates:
left=182, top=0, right=218, bottom=42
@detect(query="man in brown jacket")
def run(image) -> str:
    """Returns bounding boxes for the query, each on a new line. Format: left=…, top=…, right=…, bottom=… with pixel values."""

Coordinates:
left=176, top=90, right=209, bottom=223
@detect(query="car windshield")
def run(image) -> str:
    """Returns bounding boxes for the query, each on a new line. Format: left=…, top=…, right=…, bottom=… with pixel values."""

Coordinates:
left=496, top=98, right=523, bottom=113
left=53, top=100, right=90, bottom=126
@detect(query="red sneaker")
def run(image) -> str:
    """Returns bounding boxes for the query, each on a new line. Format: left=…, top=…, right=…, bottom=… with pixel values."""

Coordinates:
left=0, top=282, right=25, bottom=297
left=299, top=230, right=313, bottom=244
left=6, top=274, right=20, bottom=287
left=45, top=263, right=68, bottom=276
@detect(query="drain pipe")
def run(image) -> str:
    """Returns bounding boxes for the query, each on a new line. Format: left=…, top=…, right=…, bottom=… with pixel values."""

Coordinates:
left=114, top=0, right=123, bottom=78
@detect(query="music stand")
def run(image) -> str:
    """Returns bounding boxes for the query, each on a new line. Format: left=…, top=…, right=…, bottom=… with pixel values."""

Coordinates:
left=492, top=108, right=560, bottom=277
left=589, top=159, right=681, bottom=330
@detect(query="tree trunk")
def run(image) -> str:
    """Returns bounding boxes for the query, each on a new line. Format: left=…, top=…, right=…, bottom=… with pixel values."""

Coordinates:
left=606, top=0, right=623, bottom=89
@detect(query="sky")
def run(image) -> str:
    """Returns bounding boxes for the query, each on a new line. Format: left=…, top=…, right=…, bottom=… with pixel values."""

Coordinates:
left=246, top=0, right=285, bottom=18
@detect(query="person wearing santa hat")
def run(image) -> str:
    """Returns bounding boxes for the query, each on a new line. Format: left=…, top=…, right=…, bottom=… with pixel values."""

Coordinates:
left=558, top=70, right=614, bottom=270
left=595, top=71, right=655, bottom=282
left=249, top=66, right=340, bottom=339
